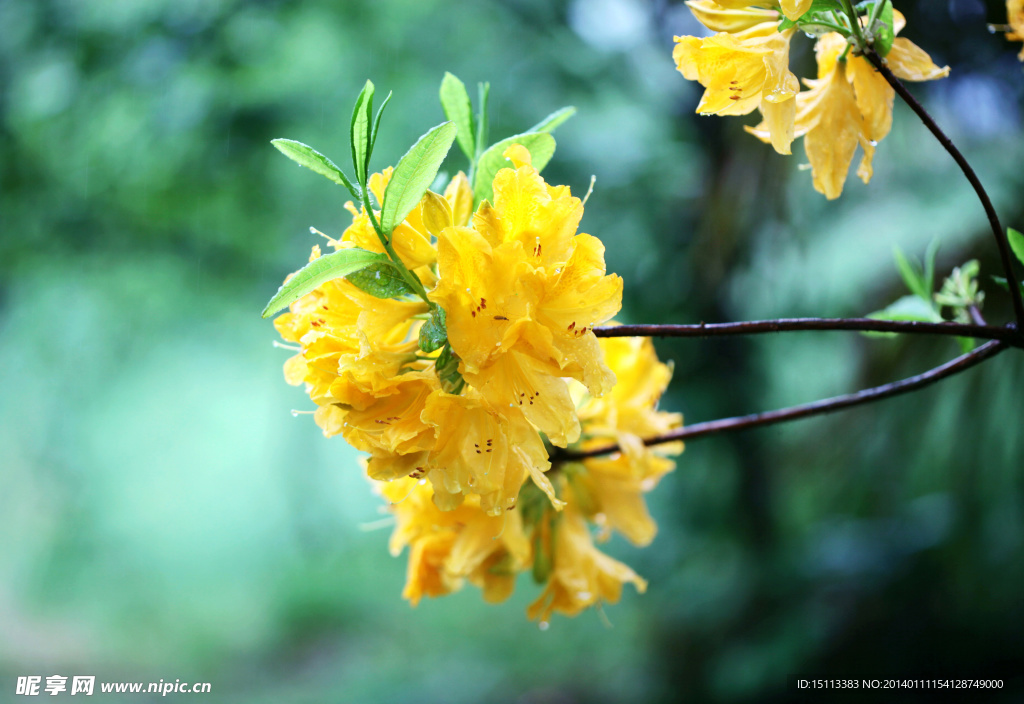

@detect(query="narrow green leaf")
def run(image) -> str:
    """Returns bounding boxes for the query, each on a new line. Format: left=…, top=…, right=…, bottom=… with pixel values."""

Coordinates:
left=369, top=90, right=392, bottom=159
left=262, top=248, right=387, bottom=318
left=350, top=80, right=375, bottom=185
left=990, top=275, right=1024, bottom=297
left=778, top=17, right=796, bottom=31
left=475, top=82, right=490, bottom=160
left=381, top=121, right=458, bottom=236
left=419, top=306, right=448, bottom=353
left=346, top=261, right=414, bottom=299
left=1008, top=228, right=1024, bottom=266
left=440, top=73, right=476, bottom=161
left=473, top=132, right=556, bottom=205
left=271, top=139, right=359, bottom=199
left=893, top=245, right=927, bottom=301
left=872, top=0, right=895, bottom=57
left=924, top=239, right=940, bottom=297
left=527, top=106, right=576, bottom=134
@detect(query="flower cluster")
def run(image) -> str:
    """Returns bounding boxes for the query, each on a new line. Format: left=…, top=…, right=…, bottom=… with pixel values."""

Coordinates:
left=673, top=1, right=949, bottom=199
left=274, top=145, right=682, bottom=620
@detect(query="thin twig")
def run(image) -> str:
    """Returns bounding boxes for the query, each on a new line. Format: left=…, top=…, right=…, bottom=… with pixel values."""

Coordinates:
left=594, top=319, right=1022, bottom=346
left=557, top=339, right=1007, bottom=461
left=862, top=47, right=1024, bottom=329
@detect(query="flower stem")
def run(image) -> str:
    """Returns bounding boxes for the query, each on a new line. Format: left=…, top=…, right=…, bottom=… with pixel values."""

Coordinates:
left=361, top=190, right=431, bottom=303
left=594, top=318, right=1023, bottom=346
left=557, top=339, right=1007, bottom=461
left=862, top=47, right=1024, bottom=330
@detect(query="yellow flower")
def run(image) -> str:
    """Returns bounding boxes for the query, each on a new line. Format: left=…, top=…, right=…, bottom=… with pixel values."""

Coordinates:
left=568, top=336, right=683, bottom=546
left=746, top=12, right=949, bottom=198
left=526, top=507, right=647, bottom=623
left=419, top=389, right=563, bottom=515
left=431, top=145, right=622, bottom=447
left=382, top=478, right=531, bottom=605
left=674, top=7, right=799, bottom=154
left=1008, top=0, right=1024, bottom=60
left=675, top=12, right=802, bottom=155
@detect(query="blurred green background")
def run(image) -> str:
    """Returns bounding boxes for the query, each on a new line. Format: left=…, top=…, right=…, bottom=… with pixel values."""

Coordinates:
left=2, top=0, right=1023, bottom=701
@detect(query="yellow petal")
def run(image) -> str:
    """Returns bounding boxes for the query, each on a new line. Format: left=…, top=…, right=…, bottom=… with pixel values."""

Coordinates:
left=685, top=0, right=779, bottom=33
left=846, top=56, right=894, bottom=142
left=779, top=0, right=812, bottom=22
left=443, top=171, right=474, bottom=226
left=419, top=190, right=453, bottom=239
left=800, top=66, right=865, bottom=200
left=886, top=38, right=950, bottom=82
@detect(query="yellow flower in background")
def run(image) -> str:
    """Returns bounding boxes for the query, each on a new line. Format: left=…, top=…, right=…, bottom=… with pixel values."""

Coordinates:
left=1008, top=0, right=1024, bottom=60
left=746, top=11, right=949, bottom=199
left=674, top=4, right=800, bottom=154
left=526, top=507, right=647, bottom=623
left=432, top=145, right=622, bottom=448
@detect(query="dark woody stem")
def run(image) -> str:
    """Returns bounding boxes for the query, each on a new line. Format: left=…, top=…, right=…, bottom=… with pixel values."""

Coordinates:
left=861, top=47, right=1024, bottom=330
left=594, top=318, right=1023, bottom=346
left=554, top=339, right=1007, bottom=462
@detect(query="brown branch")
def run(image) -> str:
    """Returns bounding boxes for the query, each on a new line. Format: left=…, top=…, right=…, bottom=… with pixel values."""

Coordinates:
left=595, top=319, right=1022, bottom=346
left=558, top=339, right=1007, bottom=461
left=862, top=47, right=1024, bottom=330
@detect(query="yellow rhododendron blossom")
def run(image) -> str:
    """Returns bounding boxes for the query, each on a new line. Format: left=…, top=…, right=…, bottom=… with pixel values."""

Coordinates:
left=382, top=478, right=531, bottom=605
left=432, top=145, right=622, bottom=447
left=1007, top=0, right=1024, bottom=60
left=746, top=12, right=949, bottom=198
left=571, top=336, right=683, bottom=546
left=526, top=507, right=647, bottom=623
left=674, top=7, right=799, bottom=154
left=420, top=390, right=562, bottom=515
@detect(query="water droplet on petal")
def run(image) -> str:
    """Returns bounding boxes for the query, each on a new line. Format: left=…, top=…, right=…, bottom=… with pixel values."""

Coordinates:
left=418, top=479, right=427, bottom=485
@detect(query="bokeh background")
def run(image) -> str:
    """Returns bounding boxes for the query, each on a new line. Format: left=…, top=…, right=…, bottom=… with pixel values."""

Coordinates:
left=2, top=0, right=1023, bottom=701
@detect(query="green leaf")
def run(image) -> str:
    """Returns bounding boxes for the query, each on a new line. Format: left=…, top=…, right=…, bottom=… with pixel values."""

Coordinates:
left=893, top=245, right=928, bottom=301
left=778, top=17, right=796, bottom=31
left=350, top=80, right=375, bottom=185
left=527, top=106, right=576, bottom=134
left=1008, top=228, right=1024, bottom=266
left=923, top=239, right=940, bottom=298
left=871, top=0, right=895, bottom=57
left=270, top=139, right=359, bottom=199
left=380, top=121, right=458, bottom=236
left=435, top=343, right=465, bottom=395
left=439, top=73, right=476, bottom=161
left=346, top=261, right=414, bottom=299
left=419, top=306, right=447, bottom=353
left=262, top=248, right=386, bottom=318
left=473, top=132, right=556, bottom=205
left=990, top=275, right=1024, bottom=297
left=865, top=295, right=943, bottom=337
left=475, top=82, right=490, bottom=159
left=369, top=90, right=392, bottom=160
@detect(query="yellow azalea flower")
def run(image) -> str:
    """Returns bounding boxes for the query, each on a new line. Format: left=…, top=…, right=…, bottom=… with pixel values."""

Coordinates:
left=526, top=507, right=647, bottom=623
left=274, top=265, right=428, bottom=409
left=431, top=145, right=622, bottom=447
left=746, top=12, right=949, bottom=198
left=569, top=336, right=683, bottom=546
left=382, top=478, right=531, bottom=605
left=674, top=10, right=799, bottom=154
left=1007, top=0, right=1024, bottom=60
left=420, top=389, right=563, bottom=515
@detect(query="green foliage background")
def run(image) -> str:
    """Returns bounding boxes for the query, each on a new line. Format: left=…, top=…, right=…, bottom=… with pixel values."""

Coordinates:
left=1, top=0, right=1022, bottom=701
